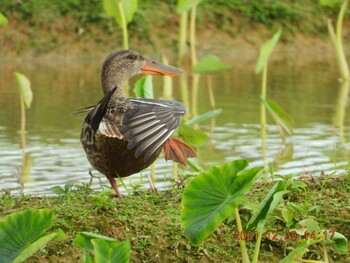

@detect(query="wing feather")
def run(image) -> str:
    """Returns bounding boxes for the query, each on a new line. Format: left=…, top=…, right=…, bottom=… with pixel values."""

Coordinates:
left=121, top=98, right=187, bottom=161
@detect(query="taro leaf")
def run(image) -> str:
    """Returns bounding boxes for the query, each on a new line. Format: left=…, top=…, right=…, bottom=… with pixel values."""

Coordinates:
left=260, top=97, right=292, bottom=135
left=322, top=231, right=348, bottom=254
left=0, top=208, right=66, bottom=263
left=194, top=55, right=232, bottom=74
left=176, top=0, right=202, bottom=14
left=92, top=239, right=131, bottom=263
left=281, top=207, right=294, bottom=228
left=81, top=251, right=94, bottom=263
left=181, top=160, right=263, bottom=245
left=73, top=232, right=116, bottom=253
left=0, top=12, right=8, bottom=26
left=279, top=239, right=310, bottom=263
left=178, top=122, right=208, bottom=146
left=255, top=30, right=282, bottom=74
left=14, top=229, right=66, bottom=263
left=185, top=109, right=222, bottom=126
left=134, top=75, right=153, bottom=98
left=298, top=217, right=320, bottom=233
left=103, top=0, right=137, bottom=27
left=247, top=181, right=288, bottom=231
left=14, top=72, right=33, bottom=109
left=319, top=0, right=343, bottom=7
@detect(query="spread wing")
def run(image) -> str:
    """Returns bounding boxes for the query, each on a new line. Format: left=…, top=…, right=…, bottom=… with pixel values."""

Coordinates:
left=121, top=98, right=187, bottom=162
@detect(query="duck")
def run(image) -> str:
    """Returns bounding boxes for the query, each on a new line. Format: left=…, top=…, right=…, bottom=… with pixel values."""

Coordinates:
left=79, top=50, right=196, bottom=197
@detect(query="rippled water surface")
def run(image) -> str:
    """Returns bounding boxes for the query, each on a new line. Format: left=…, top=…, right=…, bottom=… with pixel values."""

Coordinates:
left=1, top=54, right=350, bottom=194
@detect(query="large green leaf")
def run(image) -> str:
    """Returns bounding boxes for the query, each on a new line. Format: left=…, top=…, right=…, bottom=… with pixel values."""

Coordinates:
left=194, top=55, right=232, bottom=74
left=134, top=75, right=153, bottom=98
left=178, top=122, right=208, bottom=146
left=176, top=0, right=202, bottom=14
left=14, top=229, right=66, bottom=263
left=185, top=109, right=222, bottom=126
left=0, top=208, right=65, bottom=263
left=92, top=239, right=131, bottom=263
left=279, top=239, right=310, bottom=263
left=103, top=0, right=137, bottom=27
left=247, top=181, right=288, bottom=231
left=322, top=231, right=348, bottom=254
left=255, top=30, right=282, bottom=74
left=14, top=72, right=33, bottom=109
left=181, top=160, right=263, bottom=245
left=0, top=12, right=8, bottom=26
left=73, top=232, right=116, bottom=253
left=260, top=97, right=292, bottom=135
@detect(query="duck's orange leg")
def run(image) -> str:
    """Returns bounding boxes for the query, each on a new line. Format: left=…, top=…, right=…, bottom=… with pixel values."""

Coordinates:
left=107, top=175, right=123, bottom=198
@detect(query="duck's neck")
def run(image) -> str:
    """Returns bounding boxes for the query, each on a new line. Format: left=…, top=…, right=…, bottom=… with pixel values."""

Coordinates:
left=101, top=73, right=125, bottom=98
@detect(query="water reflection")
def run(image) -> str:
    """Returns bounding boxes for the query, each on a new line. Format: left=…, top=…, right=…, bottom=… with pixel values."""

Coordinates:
left=0, top=56, right=349, bottom=194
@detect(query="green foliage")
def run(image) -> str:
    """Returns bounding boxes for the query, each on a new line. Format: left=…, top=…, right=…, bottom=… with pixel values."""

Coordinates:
left=280, top=217, right=348, bottom=262
left=255, top=30, right=282, bottom=74
left=178, top=122, right=208, bottom=146
left=0, top=12, right=8, bottom=26
left=134, top=75, right=153, bottom=98
left=73, top=232, right=116, bottom=252
left=103, top=0, right=138, bottom=27
left=0, top=208, right=66, bottom=263
left=14, top=72, right=33, bottom=109
left=247, top=181, right=288, bottom=231
left=319, top=0, right=344, bottom=8
left=260, top=97, right=293, bottom=135
left=50, top=183, right=75, bottom=196
left=176, top=0, right=202, bottom=14
left=181, top=160, right=263, bottom=245
left=194, top=55, right=232, bottom=74
left=185, top=109, right=222, bottom=126
left=73, top=232, right=131, bottom=263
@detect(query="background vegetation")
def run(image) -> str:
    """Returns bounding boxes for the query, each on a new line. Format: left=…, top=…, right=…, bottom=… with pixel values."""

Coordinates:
left=0, top=0, right=347, bottom=55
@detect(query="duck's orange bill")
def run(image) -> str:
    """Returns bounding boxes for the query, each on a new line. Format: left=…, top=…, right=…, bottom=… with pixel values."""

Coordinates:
left=141, top=58, right=183, bottom=76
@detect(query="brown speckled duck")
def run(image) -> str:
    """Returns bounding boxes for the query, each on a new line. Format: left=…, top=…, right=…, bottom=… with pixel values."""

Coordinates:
left=79, top=50, right=196, bottom=197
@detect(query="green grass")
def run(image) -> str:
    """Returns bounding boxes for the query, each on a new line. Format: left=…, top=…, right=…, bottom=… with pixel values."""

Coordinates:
left=1, top=172, right=349, bottom=262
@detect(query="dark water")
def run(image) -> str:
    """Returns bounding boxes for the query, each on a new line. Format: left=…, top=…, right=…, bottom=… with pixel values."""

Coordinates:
left=1, top=54, right=350, bottom=194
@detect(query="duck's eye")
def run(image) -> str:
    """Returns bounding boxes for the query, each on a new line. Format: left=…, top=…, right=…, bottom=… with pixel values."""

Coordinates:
left=127, top=54, right=137, bottom=60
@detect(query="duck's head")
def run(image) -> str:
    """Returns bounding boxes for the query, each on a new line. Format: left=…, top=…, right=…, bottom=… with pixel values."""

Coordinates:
left=101, top=50, right=183, bottom=96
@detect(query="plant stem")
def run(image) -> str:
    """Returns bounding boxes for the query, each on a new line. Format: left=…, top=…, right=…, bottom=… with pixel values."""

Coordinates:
left=162, top=54, right=173, bottom=100
left=180, top=73, right=190, bottom=119
left=323, top=245, right=329, bottom=263
left=234, top=208, right=250, bottom=263
left=333, top=80, right=349, bottom=143
left=260, top=64, right=268, bottom=167
left=150, top=163, right=156, bottom=189
left=327, top=0, right=349, bottom=80
left=252, top=230, right=263, bottom=263
left=191, top=73, right=200, bottom=119
left=117, top=1, right=130, bottom=96
left=189, top=5, right=197, bottom=68
left=20, top=97, right=26, bottom=152
left=117, top=176, right=130, bottom=196
left=207, top=76, right=216, bottom=109
left=117, top=1, right=128, bottom=49
left=178, top=12, right=188, bottom=66
left=336, top=0, right=349, bottom=80
left=172, top=162, right=178, bottom=186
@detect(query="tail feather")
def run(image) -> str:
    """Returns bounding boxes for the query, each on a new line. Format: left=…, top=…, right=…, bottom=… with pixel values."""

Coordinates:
left=163, top=137, right=196, bottom=166
left=89, top=87, right=116, bottom=132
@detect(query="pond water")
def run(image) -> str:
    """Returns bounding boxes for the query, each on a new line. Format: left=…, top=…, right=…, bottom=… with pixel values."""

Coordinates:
left=1, top=52, right=350, bottom=195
